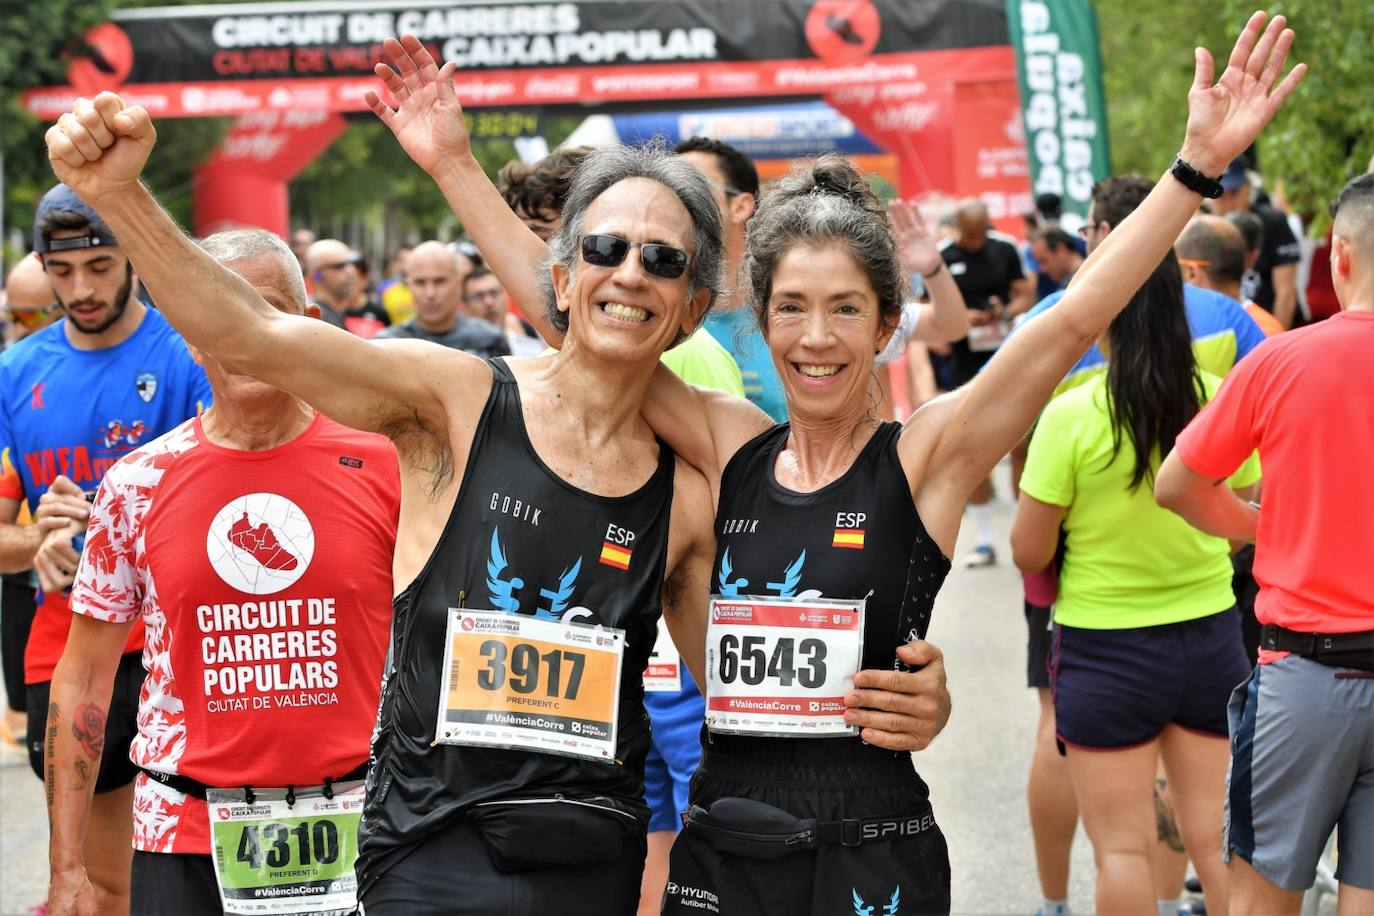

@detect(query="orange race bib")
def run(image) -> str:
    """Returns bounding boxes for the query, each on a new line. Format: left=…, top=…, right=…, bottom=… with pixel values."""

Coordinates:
left=435, top=610, right=625, bottom=761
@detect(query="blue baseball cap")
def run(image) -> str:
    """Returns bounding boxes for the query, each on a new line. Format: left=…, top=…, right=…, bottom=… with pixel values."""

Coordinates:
left=32, top=184, right=119, bottom=254
left=1220, top=159, right=1249, bottom=192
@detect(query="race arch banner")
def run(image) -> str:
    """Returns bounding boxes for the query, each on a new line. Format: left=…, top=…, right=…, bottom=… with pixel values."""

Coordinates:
left=27, top=0, right=1014, bottom=117
left=28, top=1, right=1036, bottom=230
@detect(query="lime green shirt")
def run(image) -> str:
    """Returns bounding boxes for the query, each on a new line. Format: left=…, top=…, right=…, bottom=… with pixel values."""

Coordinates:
left=1020, top=372, right=1260, bottom=629
left=660, top=327, right=745, bottom=397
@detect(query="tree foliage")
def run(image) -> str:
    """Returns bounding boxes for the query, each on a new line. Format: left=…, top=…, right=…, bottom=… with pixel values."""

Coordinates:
left=0, top=0, right=229, bottom=256
left=1097, top=0, right=1373, bottom=230
left=290, top=113, right=584, bottom=244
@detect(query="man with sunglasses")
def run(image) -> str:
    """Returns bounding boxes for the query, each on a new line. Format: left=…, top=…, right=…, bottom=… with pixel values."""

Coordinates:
left=305, top=238, right=391, bottom=338
left=43, top=76, right=727, bottom=913
left=0, top=183, right=212, bottom=916
left=3, top=254, right=63, bottom=348
left=1177, top=214, right=1286, bottom=337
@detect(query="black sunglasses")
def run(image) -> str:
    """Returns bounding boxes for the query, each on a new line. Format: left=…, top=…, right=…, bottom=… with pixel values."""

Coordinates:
left=580, top=235, right=691, bottom=280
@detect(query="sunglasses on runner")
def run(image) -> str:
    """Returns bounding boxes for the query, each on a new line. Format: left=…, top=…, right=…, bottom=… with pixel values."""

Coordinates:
left=579, top=235, right=691, bottom=280
left=5, top=302, right=61, bottom=329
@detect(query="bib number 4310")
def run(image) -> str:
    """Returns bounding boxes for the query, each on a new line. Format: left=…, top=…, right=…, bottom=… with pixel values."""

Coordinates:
left=235, top=820, right=340, bottom=870
left=717, top=634, right=826, bottom=688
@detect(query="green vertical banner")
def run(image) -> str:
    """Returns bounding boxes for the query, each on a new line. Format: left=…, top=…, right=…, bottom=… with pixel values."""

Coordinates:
left=1005, top=0, right=1112, bottom=219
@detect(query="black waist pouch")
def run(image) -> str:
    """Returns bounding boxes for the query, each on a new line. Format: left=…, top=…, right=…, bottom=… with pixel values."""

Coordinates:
left=685, top=796, right=941, bottom=860
left=683, top=797, right=818, bottom=860
left=467, top=794, right=645, bottom=872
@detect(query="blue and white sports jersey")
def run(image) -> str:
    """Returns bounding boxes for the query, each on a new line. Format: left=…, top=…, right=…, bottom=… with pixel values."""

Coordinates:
left=1000, top=284, right=1267, bottom=397
left=0, top=309, right=212, bottom=510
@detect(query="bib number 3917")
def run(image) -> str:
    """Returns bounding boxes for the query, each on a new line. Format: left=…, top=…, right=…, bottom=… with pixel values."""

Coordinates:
left=436, top=610, right=625, bottom=761
left=705, top=596, right=865, bottom=737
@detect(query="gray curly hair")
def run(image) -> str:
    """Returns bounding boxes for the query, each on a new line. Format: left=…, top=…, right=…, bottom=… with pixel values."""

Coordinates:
left=745, top=154, right=908, bottom=335
left=537, top=143, right=724, bottom=348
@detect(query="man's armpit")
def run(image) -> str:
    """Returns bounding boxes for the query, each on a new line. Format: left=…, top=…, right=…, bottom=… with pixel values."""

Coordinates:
left=381, top=410, right=455, bottom=500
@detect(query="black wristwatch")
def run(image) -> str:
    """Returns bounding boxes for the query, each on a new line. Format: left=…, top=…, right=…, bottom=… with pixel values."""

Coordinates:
left=1170, top=155, right=1224, bottom=199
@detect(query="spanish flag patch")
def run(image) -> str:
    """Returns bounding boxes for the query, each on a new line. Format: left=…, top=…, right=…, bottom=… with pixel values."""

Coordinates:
left=832, top=528, right=865, bottom=550
left=600, top=541, right=632, bottom=570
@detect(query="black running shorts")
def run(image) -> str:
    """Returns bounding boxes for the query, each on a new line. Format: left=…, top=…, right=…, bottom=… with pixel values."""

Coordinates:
left=130, top=852, right=223, bottom=916
left=360, top=813, right=644, bottom=915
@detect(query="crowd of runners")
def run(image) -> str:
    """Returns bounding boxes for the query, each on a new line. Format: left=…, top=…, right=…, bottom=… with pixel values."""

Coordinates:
left=0, top=9, right=1370, bottom=916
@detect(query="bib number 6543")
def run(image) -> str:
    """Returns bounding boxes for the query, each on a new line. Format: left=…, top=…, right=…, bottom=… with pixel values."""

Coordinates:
left=705, top=596, right=865, bottom=738
left=716, top=634, right=826, bottom=688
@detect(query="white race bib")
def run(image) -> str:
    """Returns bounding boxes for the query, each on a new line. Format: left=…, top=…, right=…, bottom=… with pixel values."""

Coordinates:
left=705, top=596, right=865, bottom=737
left=643, top=617, right=682, bottom=693
left=967, top=319, right=1010, bottom=352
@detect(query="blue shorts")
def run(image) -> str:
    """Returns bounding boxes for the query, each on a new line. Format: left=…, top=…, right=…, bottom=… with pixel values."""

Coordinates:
left=1053, top=608, right=1249, bottom=750
left=644, top=668, right=704, bottom=833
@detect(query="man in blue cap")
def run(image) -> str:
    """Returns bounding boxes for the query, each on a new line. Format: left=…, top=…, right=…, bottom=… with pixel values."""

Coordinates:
left=0, top=183, right=211, bottom=915
left=1214, top=158, right=1302, bottom=328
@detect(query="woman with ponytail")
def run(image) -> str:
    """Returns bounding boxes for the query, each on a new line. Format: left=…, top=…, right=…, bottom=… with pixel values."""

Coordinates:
left=636, top=15, right=1300, bottom=913
left=1008, top=176, right=1259, bottom=915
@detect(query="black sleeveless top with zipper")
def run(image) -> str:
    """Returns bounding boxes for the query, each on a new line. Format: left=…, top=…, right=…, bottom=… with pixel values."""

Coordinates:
left=703, top=421, right=952, bottom=783
left=358, top=359, right=675, bottom=883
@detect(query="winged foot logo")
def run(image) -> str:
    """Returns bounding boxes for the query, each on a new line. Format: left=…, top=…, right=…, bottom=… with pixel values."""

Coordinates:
left=486, top=527, right=593, bottom=623
left=853, top=886, right=901, bottom=916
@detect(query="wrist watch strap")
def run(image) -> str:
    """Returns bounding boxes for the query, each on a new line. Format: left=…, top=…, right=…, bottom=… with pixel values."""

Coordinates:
left=1170, top=155, right=1224, bottom=199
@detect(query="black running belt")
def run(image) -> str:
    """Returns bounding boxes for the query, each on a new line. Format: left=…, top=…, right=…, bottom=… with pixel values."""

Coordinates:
left=139, top=761, right=368, bottom=801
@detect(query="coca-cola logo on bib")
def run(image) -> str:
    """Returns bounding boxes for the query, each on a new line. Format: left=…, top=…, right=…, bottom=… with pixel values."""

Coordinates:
left=206, top=493, right=315, bottom=595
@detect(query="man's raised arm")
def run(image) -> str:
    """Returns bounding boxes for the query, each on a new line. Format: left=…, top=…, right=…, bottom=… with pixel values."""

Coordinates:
left=367, top=36, right=556, bottom=338
left=44, top=93, right=471, bottom=438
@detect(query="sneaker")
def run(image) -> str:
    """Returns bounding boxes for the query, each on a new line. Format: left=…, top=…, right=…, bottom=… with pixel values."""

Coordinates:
left=964, top=544, right=997, bottom=568
left=227, top=512, right=299, bottom=571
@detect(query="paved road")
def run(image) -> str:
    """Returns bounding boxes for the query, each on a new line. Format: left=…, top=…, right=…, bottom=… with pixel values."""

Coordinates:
left=0, top=475, right=1336, bottom=914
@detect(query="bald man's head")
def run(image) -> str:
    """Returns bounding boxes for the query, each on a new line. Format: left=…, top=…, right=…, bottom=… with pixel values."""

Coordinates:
left=6, top=255, right=54, bottom=312
left=955, top=199, right=990, bottom=249
left=406, top=241, right=461, bottom=274
left=405, top=241, right=467, bottom=333
left=305, top=238, right=359, bottom=305
left=3, top=255, right=59, bottom=340
left=1176, top=215, right=1247, bottom=296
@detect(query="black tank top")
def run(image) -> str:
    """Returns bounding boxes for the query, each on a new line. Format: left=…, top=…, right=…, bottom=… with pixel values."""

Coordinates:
left=360, top=359, right=675, bottom=877
left=705, top=421, right=951, bottom=779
